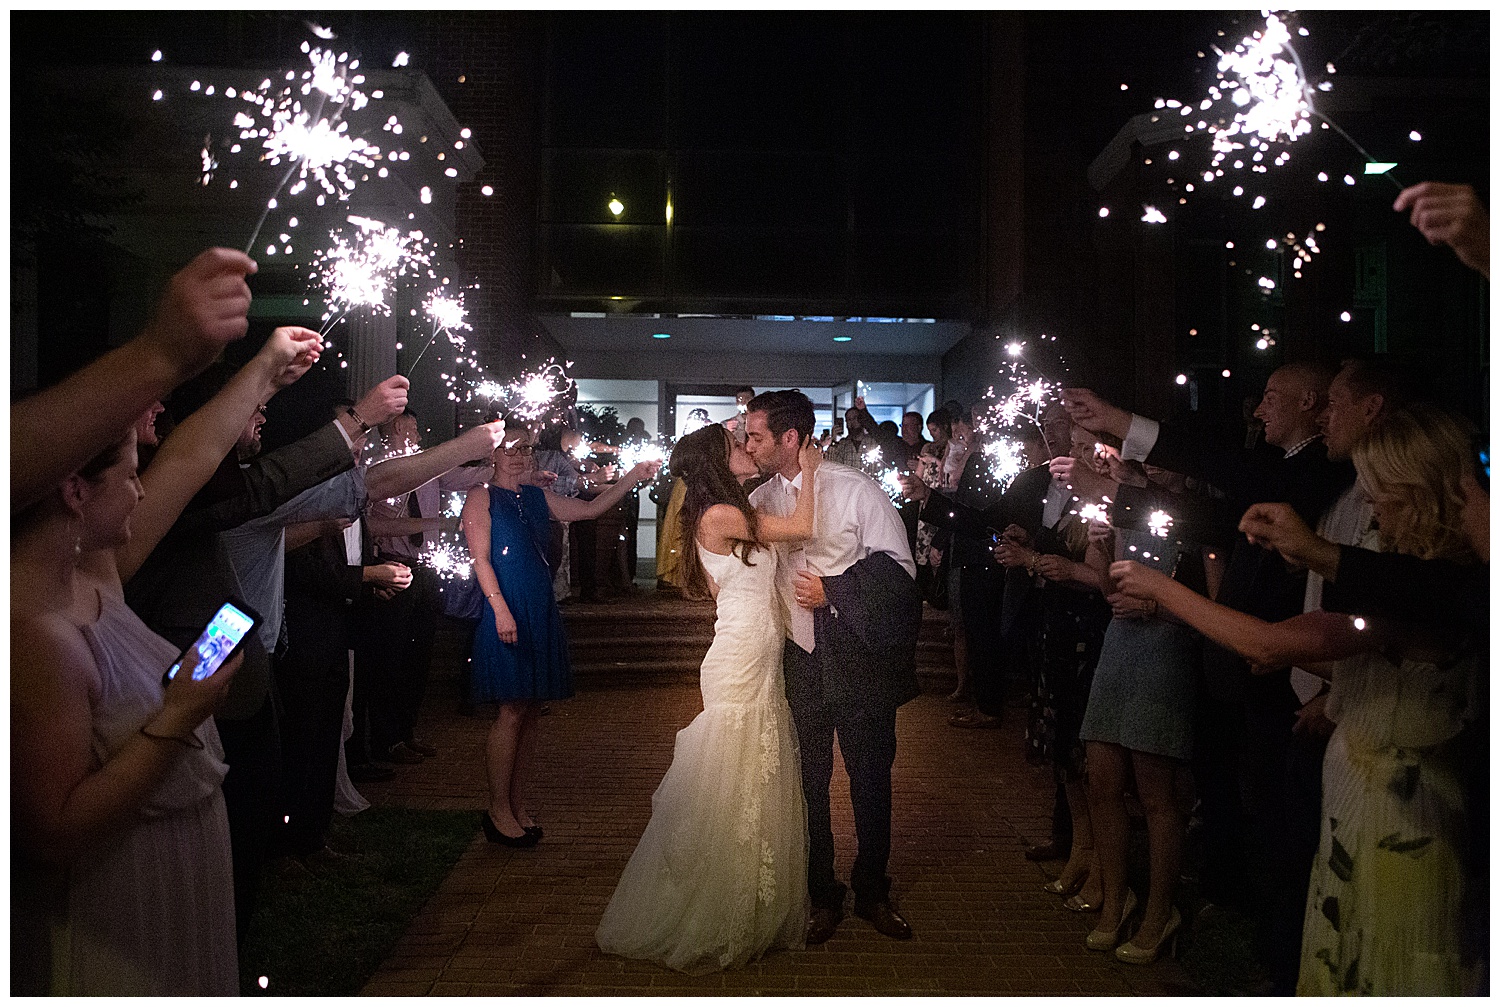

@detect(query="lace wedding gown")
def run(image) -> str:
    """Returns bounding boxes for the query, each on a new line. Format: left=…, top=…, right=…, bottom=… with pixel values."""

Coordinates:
left=596, top=543, right=808, bottom=974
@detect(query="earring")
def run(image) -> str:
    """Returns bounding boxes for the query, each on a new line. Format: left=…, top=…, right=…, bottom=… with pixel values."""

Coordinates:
left=73, top=534, right=83, bottom=560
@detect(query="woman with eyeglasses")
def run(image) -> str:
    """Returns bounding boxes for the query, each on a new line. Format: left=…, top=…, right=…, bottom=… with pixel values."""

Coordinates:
left=462, top=421, right=662, bottom=847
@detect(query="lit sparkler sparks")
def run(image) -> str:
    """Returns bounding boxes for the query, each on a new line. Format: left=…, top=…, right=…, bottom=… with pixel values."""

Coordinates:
left=982, top=437, right=1026, bottom=492
left=567, top=440, right=593, bottom=462
left=471, top=359, right=576, bottom=422
left=876, top=467, right=905, bottom=506
left=1078, top=502, right=1110, bottom=524
left=618, top=441, right=668, bottom=471
left=405, top=286, right=473, bottom=376
left=1147, top=509, right=1175, bottom=539
left=973, top=354, right=1061, bottom=459
left=423, top=290, right=469, bottom=335
left=308, top=218, right=433, bottom=329
left=421, top=541, right=473, bottom=581
left=184, top=33, right=403, bottom=251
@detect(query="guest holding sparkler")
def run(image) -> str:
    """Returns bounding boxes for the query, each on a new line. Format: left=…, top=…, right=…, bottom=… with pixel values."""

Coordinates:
left=463, top=421, right=662, bottom=846
left=362, top=410, right=490, bottom=767
left=1063, top=461, right=1210, bottom=964
left=990, top=417, right=1113, bottom=907
left=10, top=247, right=257, bottom=513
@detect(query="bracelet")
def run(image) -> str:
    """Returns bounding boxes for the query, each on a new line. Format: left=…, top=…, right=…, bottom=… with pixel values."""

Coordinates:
left=139, top=724, right=206, bottom=750
left=347, top=405, right=372, bottom=433
left=486, top=590, right=502, bottom=599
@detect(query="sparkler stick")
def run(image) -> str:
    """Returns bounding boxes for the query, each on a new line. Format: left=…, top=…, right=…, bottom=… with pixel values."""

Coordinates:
left=405, top=290, right=470, bottom=376
left=243, top=155, right=307, bottom=255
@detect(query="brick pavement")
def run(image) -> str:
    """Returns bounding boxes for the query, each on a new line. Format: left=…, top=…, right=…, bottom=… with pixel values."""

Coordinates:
left=357, top=601, right=1200, bottom=996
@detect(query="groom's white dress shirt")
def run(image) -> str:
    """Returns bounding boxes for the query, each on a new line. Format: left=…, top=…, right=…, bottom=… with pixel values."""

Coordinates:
left=749, top=461, right=916, bottom=655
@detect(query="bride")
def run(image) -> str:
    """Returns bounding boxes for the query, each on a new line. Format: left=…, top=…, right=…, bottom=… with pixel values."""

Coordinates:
left=596, top=423, right=822, bottom=974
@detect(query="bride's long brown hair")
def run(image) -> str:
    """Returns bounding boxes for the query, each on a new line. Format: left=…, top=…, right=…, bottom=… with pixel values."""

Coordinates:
left=671, top=424, right=759, bottom=600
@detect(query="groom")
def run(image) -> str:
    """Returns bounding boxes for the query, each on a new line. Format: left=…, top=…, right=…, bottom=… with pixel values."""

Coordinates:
left=745, top=390, right=922, bottom=943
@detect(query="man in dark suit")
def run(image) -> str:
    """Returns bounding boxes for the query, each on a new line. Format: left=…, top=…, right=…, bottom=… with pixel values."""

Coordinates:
left=746, top=390, right=921, bottom=944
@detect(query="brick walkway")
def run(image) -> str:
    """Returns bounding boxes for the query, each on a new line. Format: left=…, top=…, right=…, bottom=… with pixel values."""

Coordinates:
left=357, top=599, right=1199, bottom=996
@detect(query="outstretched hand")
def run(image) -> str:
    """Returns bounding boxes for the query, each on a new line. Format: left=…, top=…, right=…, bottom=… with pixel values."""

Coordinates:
left=261, top=326, right=323, bottom=390
left=625, top=459, right=664, bottom=484
left=518, top=468, right=559, bottom=489
left=355, top=375, right=411, bottom=428
left=141, top=248, right=258, bottom=377
left=461, top=420, right=507, bottom=460
left=1108, top=559, right=1170, bottom=604
left=1239, top=502, right=1320, bottom=561
left=1394, top=182, right=1489, bottom=278
left=1049, top=455, right=1114, bottom=502
left=1059, top=388, right=1131, bottom=439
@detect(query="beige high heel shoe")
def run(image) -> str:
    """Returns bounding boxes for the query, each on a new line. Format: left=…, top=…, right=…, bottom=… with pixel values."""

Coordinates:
left=1042, top=866, right=1088, bottom=897
left=1115, top=907, right=1182, bottom=964
left=1084, top=889, right=1138, bottom=951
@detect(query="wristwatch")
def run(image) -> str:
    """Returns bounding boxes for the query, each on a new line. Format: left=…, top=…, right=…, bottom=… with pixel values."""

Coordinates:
left=347, top=406, right=373, bottom=433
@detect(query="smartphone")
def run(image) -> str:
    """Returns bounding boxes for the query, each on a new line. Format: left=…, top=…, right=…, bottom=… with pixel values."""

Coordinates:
left=833, top=417, right=845, bottom=437
left=165, top=598, right=262, bottom=683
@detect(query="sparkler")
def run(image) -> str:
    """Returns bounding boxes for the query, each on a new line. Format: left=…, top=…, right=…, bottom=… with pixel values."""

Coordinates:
left=618, top=441, right=668, bottom=471
left=471, top=359, right=576, bottom=422
left=1147, top=509, right=1174, bottom=539
left=307, top=218, right=434, bottom=335
left=181, top=34, right=404, bottom=253
left=405, top=287, right=472, bottom=376
left=876, top=467, right=906, bottom=507
left=421, top=540, right=474, bottom=582
left=981, top=437, right=1027, bottom=492
left=1077, top=502, right=1110, bottom=524
left=974, top=352, right=1061, bottom=460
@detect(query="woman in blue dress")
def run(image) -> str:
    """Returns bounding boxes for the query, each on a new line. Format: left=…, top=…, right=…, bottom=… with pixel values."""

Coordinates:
left=462, top=423, right=661, bottom=846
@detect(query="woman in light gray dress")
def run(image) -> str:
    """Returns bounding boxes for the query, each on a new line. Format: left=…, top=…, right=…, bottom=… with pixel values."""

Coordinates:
left=1075, top=466, right=1204, bottom=964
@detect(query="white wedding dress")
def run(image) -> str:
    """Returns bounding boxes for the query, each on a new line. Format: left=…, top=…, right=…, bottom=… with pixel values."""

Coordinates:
left=596, top=542, right=808, bottom=974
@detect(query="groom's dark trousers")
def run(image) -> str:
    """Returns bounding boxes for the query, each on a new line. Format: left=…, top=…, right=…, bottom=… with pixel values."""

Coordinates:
left=783, top=551, right=920, bottom=911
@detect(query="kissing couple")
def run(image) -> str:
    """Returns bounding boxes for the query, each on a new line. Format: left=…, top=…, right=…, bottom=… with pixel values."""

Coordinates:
left=596, top=389, right=922, bottom=974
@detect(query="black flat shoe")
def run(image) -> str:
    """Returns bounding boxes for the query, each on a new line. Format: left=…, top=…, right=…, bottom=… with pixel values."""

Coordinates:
left=481, top=813, right=539, bottom=848
left=524, top=825, right=543, bottom=840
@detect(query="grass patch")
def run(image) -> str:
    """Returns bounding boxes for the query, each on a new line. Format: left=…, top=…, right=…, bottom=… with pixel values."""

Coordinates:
left=239, top=807, right=478, bottom=996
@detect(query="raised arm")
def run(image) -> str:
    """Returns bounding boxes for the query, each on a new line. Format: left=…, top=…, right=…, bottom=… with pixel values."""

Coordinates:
left=366, top=421, right=505, bottom=502
left=544, top=460, right=662, bottom=522
left=119, top=326, right=320, bottom=581
left=1109, top=559, right=1381, bottom=669
left=757, top=440, right=823, bottom=542
left=12, top=249, right=257, bottom=511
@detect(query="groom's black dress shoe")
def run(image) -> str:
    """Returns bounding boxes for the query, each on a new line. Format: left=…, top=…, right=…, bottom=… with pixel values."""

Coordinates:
left=854, top=899, right=912, bottom=940
left=806, top=905, right=843, bottom=945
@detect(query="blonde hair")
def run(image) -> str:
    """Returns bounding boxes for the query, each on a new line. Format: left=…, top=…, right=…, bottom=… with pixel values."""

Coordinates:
left=1352, top=402, right=1477, bottom=561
